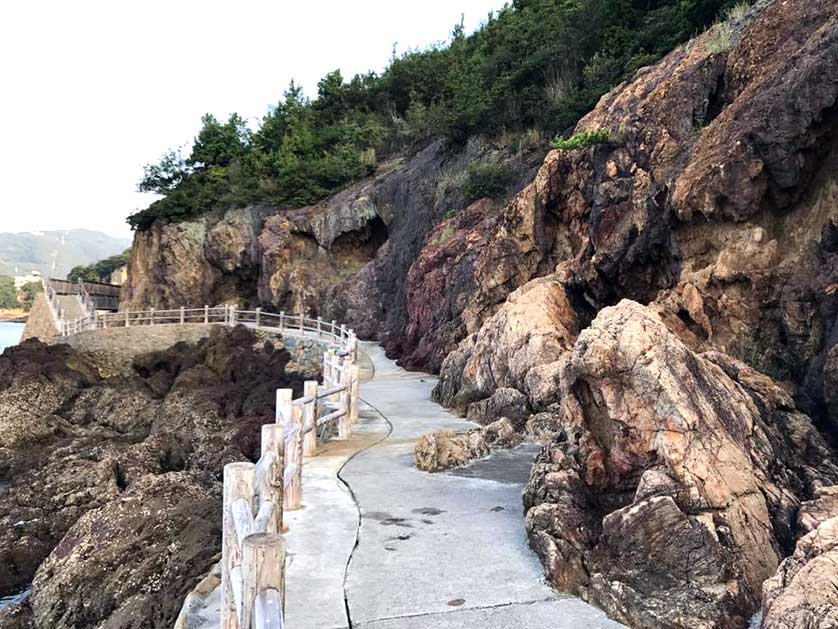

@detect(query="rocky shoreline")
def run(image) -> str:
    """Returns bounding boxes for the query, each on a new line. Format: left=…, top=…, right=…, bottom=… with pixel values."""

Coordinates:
left=0, top=326, right=318, bottom=628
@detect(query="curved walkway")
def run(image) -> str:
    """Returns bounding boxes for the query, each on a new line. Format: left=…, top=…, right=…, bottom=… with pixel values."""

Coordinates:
left=337, top=343, right=621, bottom=628
left=181, top=341, right=622, bottom=628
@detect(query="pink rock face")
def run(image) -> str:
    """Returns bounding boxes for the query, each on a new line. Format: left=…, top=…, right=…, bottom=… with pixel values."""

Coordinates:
left=523, top=300, right=838, bottom=628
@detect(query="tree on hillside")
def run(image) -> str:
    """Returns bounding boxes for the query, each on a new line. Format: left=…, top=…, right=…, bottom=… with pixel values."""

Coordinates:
left=0, top=276, right=19, bottom=309
left=19, top=281, right=43, bottom=310
left=67, top=251, right=131, bottom=284
left=128, top=0, right=748, bottom=231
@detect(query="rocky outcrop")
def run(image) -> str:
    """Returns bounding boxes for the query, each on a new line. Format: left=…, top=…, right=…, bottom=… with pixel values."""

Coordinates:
left=522, top=301, right=838, bottom=628
left=428, top=0, right=838, bottom=445
left=760, top=487, right=838, bottom=629
left=0, top=327, right=313, bottom=627
left=433, top=274, right=579, bottom=419
left=414, top=418, right=521, bottom=472
left=121, top=139, right=542, bottom=366
left=31, top=473, right=219, bottom=629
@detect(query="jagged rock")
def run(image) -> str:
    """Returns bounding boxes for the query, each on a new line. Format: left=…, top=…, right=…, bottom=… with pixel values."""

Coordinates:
left=523, top=300, right=838, bottom=628
left=0, top=327, right=305, bottom=625
left=761, top=514, right=838, bottom=629
left=465, top=388, right=529, bottom=428
left=415, top=418, right=521, bottom=472
left=434, top=275, right=578, bottom=417
left=30, top=473, right=220, bottom=629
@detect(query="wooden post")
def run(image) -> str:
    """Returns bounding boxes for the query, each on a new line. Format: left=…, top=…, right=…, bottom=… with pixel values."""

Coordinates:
left=338, top=362, right=351, bottom=440
left=317, top=317, right=322, bottom=338
left=298, top=312, right=304, bottom=334
left=222, top=462, right=255, bottom=629
left=279, top=311, right=285, bottom=331
left=125, top=310, right=130, bottom=328
left=259, top=424, right=285, bottom=535
left=285, top=403, right=304, bottom=510
left=255, top=307, right=261, bottom=327
left=323, top=350, right=334, bottom=387
left=340, top=323, right=346, bottom=340
left=205, top=305, right=209, bottom=324
left=350, top=364, right=361, bottom=425
left=180, top=306, right=185, bottom=324
left=331, top=320, right=337, bottom=339
left=150, top=307, right=155, bottom=325
left=275, top=389, right=293, bottom=424
left=242, top=533, right=286, bottom=629
left=303, top=380, right=318, bottom=456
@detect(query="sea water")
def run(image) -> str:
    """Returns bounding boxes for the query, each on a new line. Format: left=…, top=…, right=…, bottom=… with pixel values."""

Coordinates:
left=0, top=322, right=23, bottom=352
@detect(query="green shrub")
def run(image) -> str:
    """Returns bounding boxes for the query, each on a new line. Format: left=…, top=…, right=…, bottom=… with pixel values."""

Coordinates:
left=551, top=129, right=610, bottom=151
left=462, top=162, right=512, bottom=203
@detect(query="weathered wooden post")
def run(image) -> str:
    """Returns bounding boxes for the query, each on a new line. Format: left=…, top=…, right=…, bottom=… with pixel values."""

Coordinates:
left=331, top=319, right=337, bottom=339
left=298, top=312, right=304, bottom=334
left=275, top=389, right=293, bottom=424
left=231, top=306, right=238, bottom=327
left=222, top=461, right=255, bottom=629
left=204, top=305, right=209, bottom=324
left=317, top=317, right=322, bottom=338
left=180, top=306, right=185, bottom=324
left=279, top=311, right=285, bottom=331
left=340, top=323, right=346, bottom=340
left=150, top=307, right=155, bottom=326
left=242, top=533, right=286, bottom=629
left=338, top=359, right=352, bottom=440
left=323, top=349, right=334, bottom=387
left=259, top=424, right=285, bottom=535
left=350, top=364, right=361, bottom=425
left=125, top=310, right=130, bottom=328
left=255, top=307, right=261, bottom=327
left=303, top=380, right=318, bottom=456
left=285, top=403, right=304, bottom=510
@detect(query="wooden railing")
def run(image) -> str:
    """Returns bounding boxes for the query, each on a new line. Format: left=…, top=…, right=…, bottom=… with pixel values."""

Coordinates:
left=57, top=303, right=360, bottom=628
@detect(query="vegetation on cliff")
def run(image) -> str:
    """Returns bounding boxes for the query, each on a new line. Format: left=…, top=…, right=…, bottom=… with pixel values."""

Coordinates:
left=128, top=0, right=744, bottom=231
left=66, top=250, right=130, bottom=284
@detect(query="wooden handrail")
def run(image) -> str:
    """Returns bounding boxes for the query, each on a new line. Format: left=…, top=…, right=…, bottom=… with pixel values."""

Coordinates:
left=47, top=300, right=361, bottom=628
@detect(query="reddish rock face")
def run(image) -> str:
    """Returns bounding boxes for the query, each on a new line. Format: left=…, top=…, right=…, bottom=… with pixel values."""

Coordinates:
left=523, top=300, right=838, bottom=628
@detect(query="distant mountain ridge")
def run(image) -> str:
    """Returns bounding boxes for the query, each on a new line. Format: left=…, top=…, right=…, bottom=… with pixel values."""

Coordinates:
left=0, top=229, right=131, bottom=279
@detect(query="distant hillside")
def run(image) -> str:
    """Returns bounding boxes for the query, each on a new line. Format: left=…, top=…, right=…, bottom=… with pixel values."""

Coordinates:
left=0, top=230, right=131, bottom=279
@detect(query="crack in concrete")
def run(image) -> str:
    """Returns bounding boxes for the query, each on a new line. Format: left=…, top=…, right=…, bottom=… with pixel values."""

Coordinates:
left=336, top=395, right=394, bottom=629
left=352, top=596, right=561, bottom=626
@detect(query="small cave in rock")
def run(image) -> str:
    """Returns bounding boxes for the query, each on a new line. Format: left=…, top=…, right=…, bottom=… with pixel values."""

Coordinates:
left=330, top=216, right=389, bottom=268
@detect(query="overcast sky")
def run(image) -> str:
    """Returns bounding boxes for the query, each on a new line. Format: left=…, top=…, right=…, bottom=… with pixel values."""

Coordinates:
left=0, top=0, right=500, bottom=239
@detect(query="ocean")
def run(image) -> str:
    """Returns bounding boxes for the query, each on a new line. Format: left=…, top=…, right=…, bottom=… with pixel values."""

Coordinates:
left=0, top=322, right=24, bottom=352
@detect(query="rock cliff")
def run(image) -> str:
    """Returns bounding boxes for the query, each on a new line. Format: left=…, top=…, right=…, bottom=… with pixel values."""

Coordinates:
left=114, top=1, right=838, bottom=626
left=121, top=138, right=543, bottom=372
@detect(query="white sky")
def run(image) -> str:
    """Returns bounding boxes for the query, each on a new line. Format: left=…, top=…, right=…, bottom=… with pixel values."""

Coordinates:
left=0, top=0, right=501, bottom=239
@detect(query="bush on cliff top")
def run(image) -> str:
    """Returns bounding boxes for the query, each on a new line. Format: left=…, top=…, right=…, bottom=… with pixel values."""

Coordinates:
left=128, top=0, right=747, bottom=231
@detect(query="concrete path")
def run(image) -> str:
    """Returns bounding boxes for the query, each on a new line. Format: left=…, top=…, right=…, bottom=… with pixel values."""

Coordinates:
left=340, top=343, right=622, bottom=628
left=179, top=341, right=622, bottom=628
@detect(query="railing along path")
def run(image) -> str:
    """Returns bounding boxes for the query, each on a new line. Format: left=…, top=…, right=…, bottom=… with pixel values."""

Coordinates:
left=56, top=303, right=361, bottom=629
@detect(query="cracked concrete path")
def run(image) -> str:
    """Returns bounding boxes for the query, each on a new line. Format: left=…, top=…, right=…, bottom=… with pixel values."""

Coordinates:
left=179, top=342, right=622, bottom=628
left=341, top=342, right=623, bottom=628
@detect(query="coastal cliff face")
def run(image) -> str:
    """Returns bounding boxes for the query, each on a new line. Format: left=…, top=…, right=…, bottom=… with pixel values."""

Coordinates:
left=116, top=1, right=838, bottom=626
left=121, top=138, right=543, bottom=368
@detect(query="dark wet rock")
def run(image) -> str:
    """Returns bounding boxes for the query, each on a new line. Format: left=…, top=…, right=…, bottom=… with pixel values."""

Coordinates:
left=0, top=326, right=305, bottom=626
left=30, top=473, right=220, bottom=629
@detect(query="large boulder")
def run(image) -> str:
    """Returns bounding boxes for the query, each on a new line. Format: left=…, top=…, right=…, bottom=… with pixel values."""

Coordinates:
left=523, top=300, right=838, bottom=628
left=434, top=274, right=579, bottom=418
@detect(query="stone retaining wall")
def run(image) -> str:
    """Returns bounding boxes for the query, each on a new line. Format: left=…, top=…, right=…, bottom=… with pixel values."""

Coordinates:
left=20, top=293, right=60, bottom=343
